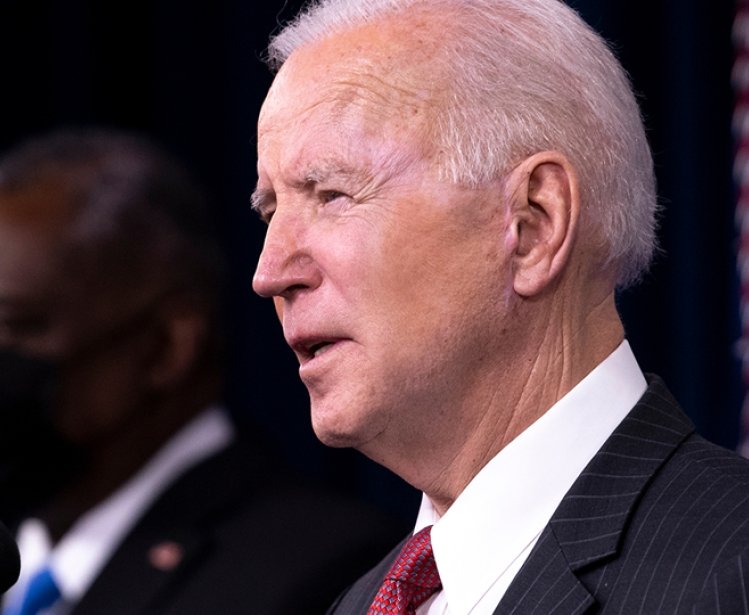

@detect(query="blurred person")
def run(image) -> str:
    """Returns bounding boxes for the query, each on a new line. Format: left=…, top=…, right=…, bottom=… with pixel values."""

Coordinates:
left=0, top=525, right=18, bottom=597
left=252, top=0, right=749, bottom=612
left=0, top=129, right=401, bottom=615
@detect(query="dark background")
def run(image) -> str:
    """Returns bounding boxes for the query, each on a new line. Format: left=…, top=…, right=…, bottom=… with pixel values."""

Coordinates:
left=0, top=0, right=740, bottom=523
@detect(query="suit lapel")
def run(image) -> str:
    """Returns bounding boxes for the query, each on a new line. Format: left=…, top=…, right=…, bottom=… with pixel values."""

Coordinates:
left=71, top=528, right=208, bottom=615
left=70, top=440, right=261, bottom=615
left=495, top=376, right=694, bottom=614
left=494, top=527, right=594, bottom=615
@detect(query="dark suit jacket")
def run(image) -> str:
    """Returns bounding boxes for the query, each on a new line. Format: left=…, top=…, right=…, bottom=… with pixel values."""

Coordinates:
left=329, top=377, right=749, bottom=614
left=66, top=433, right=404, bottom=615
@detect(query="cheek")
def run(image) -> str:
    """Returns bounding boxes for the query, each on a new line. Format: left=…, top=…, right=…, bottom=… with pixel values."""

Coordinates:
left=54, top=357, right=148, bottom=444
left=384, top=233, right=510, bottom=344
left=316, top=222, right=384, bottom=299
left=375, top=230, right=477, bottom=305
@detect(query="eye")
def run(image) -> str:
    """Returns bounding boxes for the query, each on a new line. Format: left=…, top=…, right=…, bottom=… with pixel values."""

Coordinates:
left=319, top=190, right=349, bottom=204
left=250, top=189, right=276, bottom=224
left=258, top=207, right=275, bottom=225
left=0, top=314, right=51, bottom=344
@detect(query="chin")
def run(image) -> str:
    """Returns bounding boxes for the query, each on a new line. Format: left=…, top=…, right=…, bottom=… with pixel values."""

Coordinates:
left=311, top=413, right=361, bottom=448
left=310, top=400, right=379, bottom=450
left=314, top=429, right=356, bottom=449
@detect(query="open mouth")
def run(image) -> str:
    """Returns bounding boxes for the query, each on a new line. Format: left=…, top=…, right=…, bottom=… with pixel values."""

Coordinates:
left=308, top=340, right=334, bottom=358
left=289, top=336, right=342, bottom=363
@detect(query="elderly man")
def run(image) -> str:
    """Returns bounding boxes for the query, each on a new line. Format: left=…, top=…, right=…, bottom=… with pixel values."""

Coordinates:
left=252, top=0, right=749, bottom=613
left=0, top=129, right=401, bottom=615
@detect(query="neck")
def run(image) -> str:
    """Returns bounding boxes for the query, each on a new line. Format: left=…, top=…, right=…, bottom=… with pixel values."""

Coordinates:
left=386, top=290, right=624, bottom=516
left=38, top=379, right=221, bottom=543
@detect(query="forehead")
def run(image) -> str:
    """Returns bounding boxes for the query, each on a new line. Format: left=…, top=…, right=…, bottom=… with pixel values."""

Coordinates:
left=0, top=177, right=78, bottom=226
left=0, top=190, right=75, bottom=308
left=0, top=188, right=141, bottom=351
left=257, top=17, right=446, bottom=179
left=0, top=180, right=107, bottom=315
left=0, top=224, right=64, bottom=296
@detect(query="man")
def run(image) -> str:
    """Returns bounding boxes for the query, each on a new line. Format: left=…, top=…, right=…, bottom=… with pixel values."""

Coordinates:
left=251, top=0, right=749, bottom=612
left=0, top=129, right=401, bottom=614
left=0, top=527, right=18, bottom=597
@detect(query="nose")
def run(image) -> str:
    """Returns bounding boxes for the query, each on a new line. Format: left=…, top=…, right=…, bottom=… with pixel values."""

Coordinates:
left=252, top=209, right=322, bottom=300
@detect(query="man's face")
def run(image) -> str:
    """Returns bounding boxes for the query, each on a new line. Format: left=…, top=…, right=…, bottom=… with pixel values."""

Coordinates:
left=0, top=185, right=156, bottom=447
left=253, top=23, right=518, bottom=463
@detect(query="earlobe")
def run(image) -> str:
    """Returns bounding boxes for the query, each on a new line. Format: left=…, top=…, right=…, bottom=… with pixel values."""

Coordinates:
left=508, top=152, right=580, bottom=297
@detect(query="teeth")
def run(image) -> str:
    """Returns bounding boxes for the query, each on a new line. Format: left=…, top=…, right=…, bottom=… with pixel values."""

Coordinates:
left=311, top=342, right=332, bottom=357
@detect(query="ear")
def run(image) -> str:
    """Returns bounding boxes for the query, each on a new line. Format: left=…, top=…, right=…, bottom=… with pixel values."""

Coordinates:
left=148, top=302, right=209, bottom=389
left=506, top=151, right=580, bottom=297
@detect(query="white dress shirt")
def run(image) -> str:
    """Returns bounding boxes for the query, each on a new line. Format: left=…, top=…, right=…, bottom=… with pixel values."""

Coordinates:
left=4, top=406, right=234, bottom=614
left=415, top=341, right=647, bottom=614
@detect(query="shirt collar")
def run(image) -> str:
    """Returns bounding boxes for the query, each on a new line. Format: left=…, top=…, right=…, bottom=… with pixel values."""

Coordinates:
left=414, top=341, right=646, bottom=614
left=12, top=406, right=234, bottom=604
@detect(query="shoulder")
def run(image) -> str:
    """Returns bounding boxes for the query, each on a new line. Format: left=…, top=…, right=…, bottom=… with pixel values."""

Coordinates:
left=617, top=381, right=749, bottom=580
left=644, top=446, right=749, bottom=614
left=613, top=374, right=749, bottom=509
left=637, top=431, right=749, bottom=564
left=584, top=379, right=749, bottom=611
left=639, top=427, right=749, bottom=527
left=92, top=432, right=408, bottom=615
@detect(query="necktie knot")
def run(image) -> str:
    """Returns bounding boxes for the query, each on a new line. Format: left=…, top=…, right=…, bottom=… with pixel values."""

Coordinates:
left=369, top=525, right=442, bottom=614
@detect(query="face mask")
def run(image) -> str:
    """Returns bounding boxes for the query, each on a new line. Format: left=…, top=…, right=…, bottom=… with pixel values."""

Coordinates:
left=0, top=348, right=57, bottom=437
left=0, top=300, right=165, bottom=524
left=0, top=348, right=84, bottom=525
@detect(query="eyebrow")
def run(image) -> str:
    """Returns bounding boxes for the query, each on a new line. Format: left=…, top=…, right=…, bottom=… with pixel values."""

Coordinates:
left=250, top=187, right=271, bottom=212
left=301, top=162, right=366, bottom=186
left=249, top=187, right=276, bottom=223
left=250, top=160, right=371, bottom=219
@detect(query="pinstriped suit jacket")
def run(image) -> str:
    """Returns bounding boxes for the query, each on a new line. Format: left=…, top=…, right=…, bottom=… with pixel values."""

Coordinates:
left=328, top=377, right=749, bottom=614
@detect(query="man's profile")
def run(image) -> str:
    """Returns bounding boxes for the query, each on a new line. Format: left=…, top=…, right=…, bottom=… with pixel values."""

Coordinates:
left=252, top=0, right=749, bottom=612
left=0, top=128, right=401, bottom=614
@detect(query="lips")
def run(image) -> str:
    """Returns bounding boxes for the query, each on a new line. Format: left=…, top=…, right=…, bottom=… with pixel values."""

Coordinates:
left=288, top=335, right=346, bottom=364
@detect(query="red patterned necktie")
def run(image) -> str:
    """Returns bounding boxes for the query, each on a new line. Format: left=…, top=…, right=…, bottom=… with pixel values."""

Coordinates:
left=368, top=525, right=442, bottom=615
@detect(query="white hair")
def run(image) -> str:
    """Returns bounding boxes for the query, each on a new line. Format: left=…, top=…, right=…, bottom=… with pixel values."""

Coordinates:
left=266, top=0, right=658, bottom=288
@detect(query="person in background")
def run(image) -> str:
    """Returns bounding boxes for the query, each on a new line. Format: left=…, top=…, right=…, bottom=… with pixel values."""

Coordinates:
left=0, top=526, right=18, bottom=597
left=251, top=0, right=749, bottom=612
left=0, top=129, right=401, bottom=615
